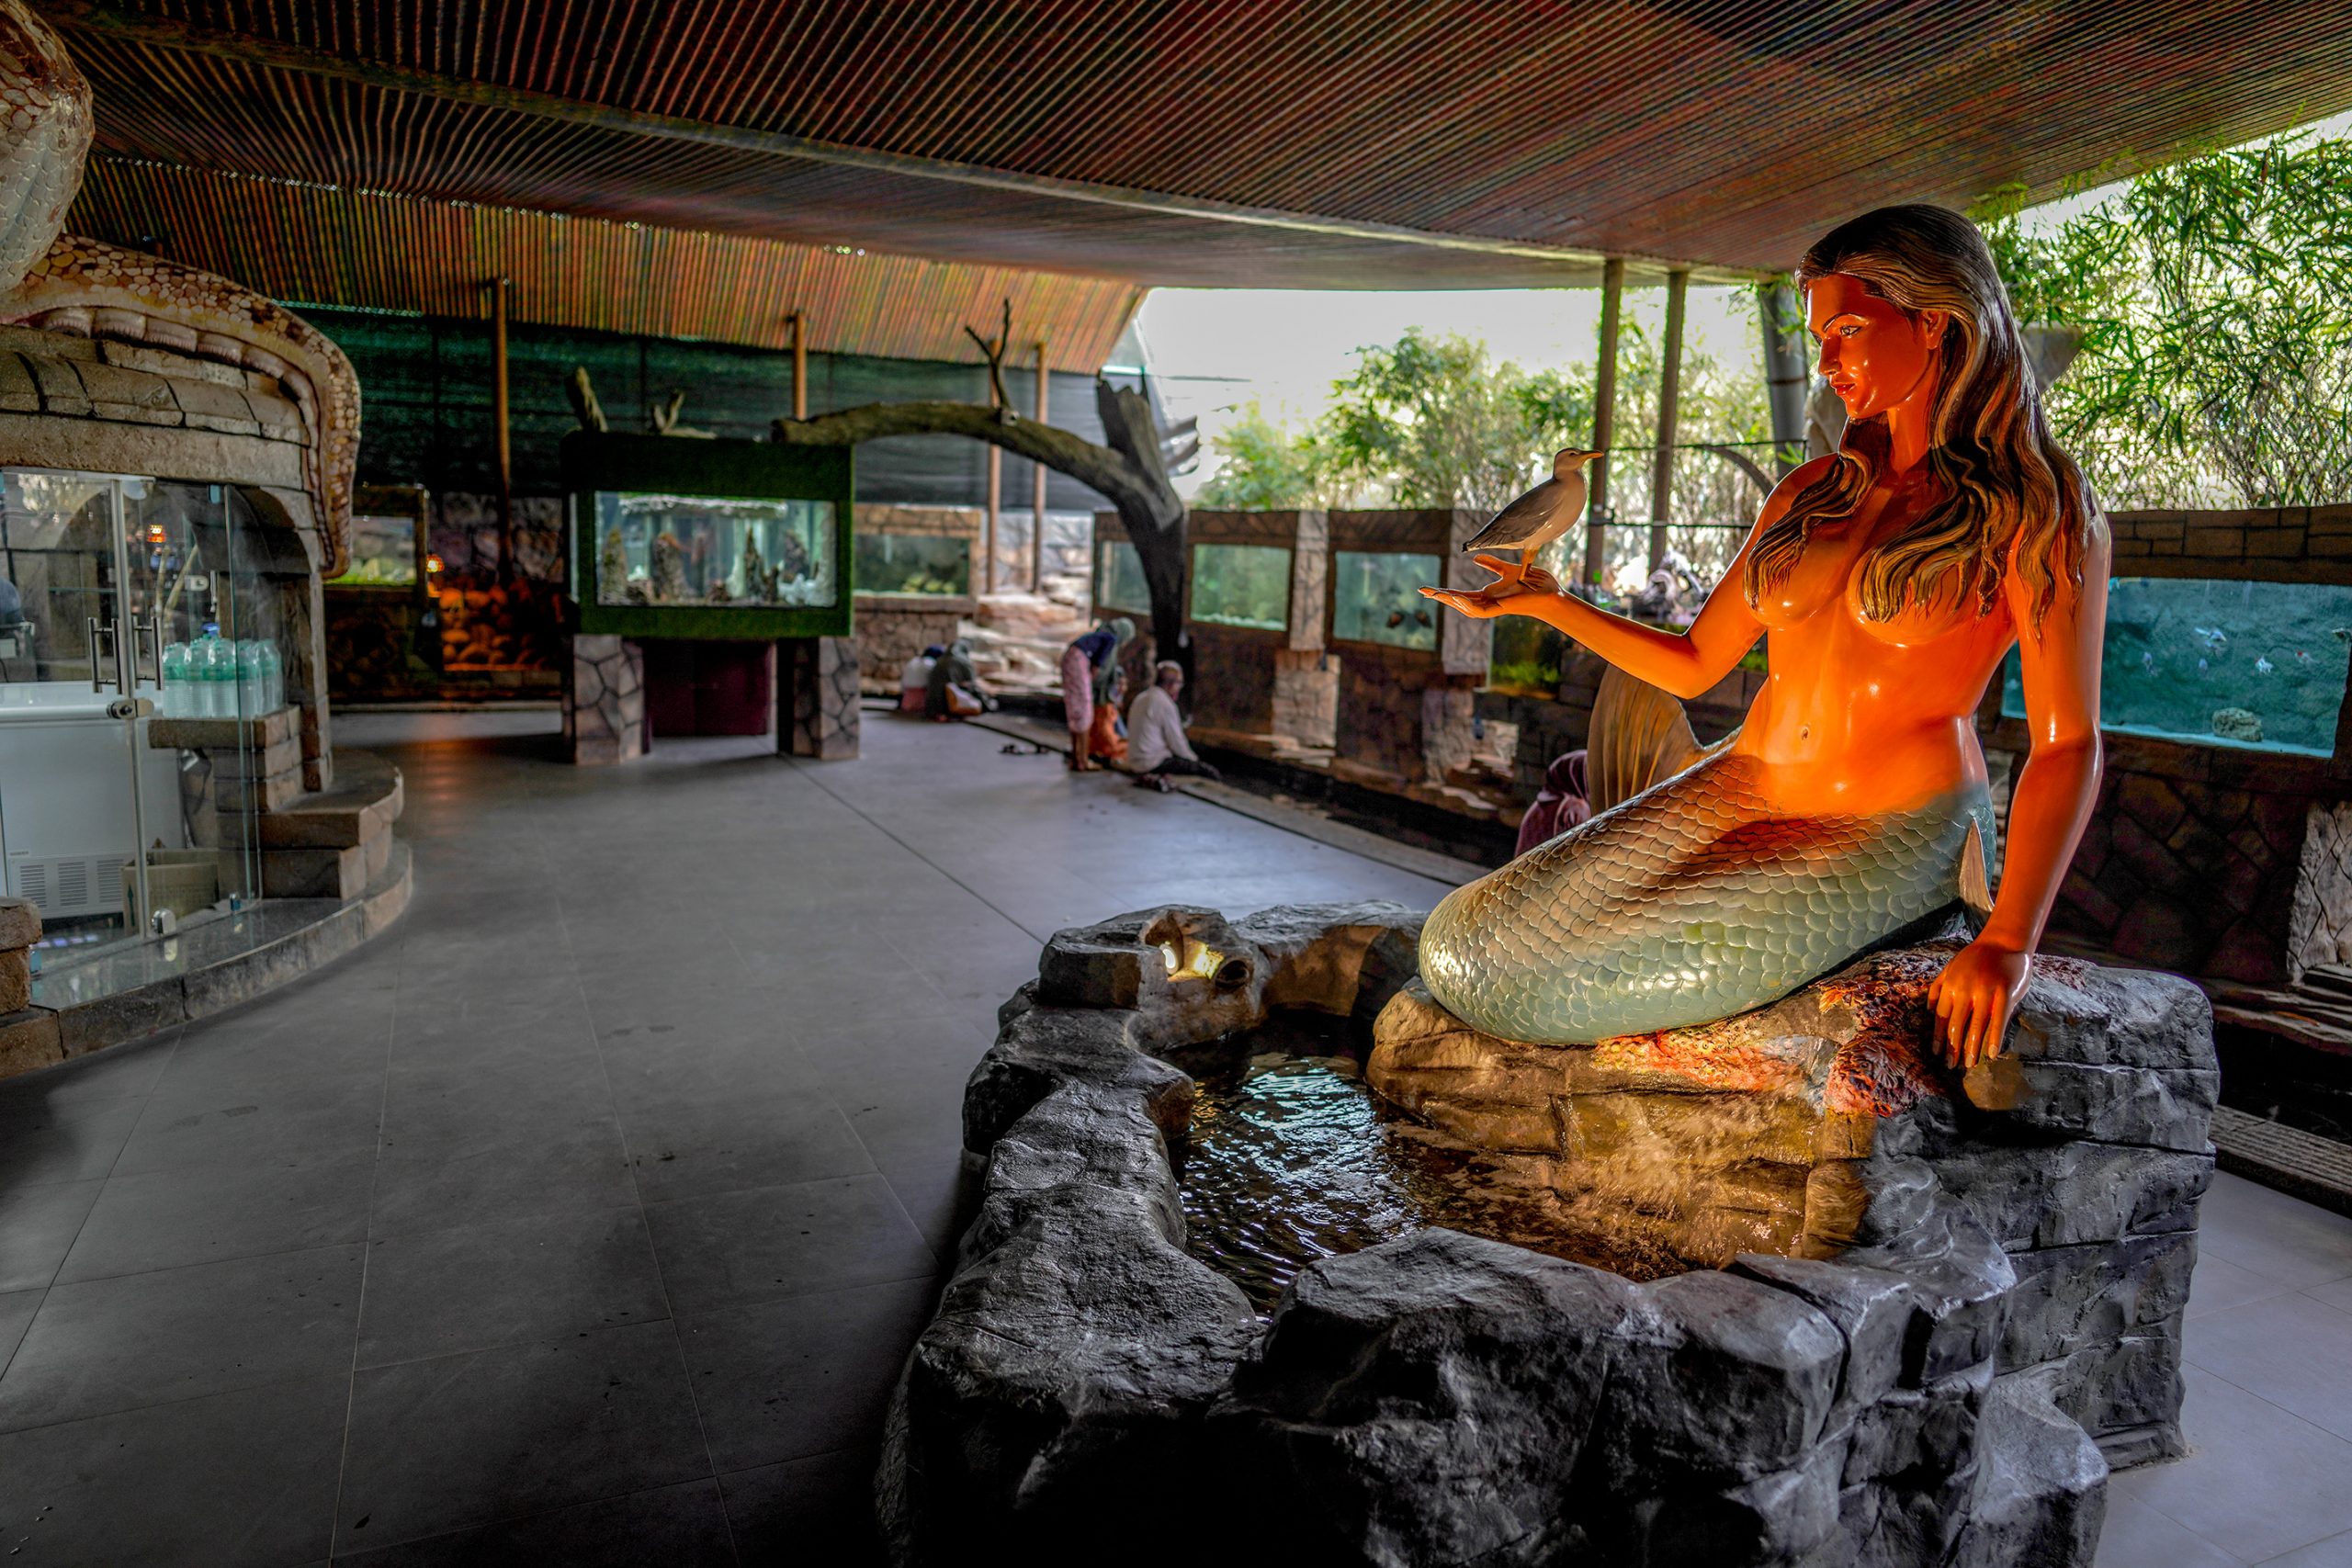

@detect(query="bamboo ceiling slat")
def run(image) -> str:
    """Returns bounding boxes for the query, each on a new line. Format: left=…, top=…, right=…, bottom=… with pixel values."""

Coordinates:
left=41, top=0, right=2352, bottom=289
left=69, top=158, right=1147, bottom=368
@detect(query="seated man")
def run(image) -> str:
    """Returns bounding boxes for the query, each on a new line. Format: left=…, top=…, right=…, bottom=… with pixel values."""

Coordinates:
left=1125, top=660, right=1222, bottom=790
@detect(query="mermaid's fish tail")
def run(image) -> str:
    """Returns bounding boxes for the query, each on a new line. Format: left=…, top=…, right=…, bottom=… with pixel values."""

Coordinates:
left=1420, top=741, right=1991, bottom=1045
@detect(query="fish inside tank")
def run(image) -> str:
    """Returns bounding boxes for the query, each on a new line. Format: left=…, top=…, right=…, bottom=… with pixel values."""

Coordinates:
left=855, top=532, right=970, bottom=597
left=2001, top=576, right=2352, bottom=753
left=1332, top=549, right=1440, bottom=650
left=594, top=491, right=835, bottom=609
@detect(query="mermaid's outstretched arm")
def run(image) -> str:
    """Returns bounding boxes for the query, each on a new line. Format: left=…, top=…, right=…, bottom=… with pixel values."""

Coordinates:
left=1928, top=525, right=2110, bottom=1067
left=1421, top=457, right=1834, bottom=699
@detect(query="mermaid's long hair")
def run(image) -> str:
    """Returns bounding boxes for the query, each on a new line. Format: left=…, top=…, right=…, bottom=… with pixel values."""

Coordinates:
left=1743, top=204, right=2101, bottom=631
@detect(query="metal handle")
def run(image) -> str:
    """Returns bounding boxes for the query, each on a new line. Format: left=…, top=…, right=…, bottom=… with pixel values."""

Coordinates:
left=135, top=616, right=164, bottom=688
left=87, top=616, right=112, bottom=693
left=112, top=616, right=137, bottom=700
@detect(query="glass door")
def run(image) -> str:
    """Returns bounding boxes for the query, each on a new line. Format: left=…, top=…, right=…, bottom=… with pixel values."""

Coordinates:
left=0, top=469, right=263, bottom=965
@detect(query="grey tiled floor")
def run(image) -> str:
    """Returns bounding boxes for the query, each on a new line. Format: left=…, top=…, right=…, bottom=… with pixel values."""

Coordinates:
left=0, top=715, right=1445, bottom=1565
left=3, top=714, right=2350, bottom=1563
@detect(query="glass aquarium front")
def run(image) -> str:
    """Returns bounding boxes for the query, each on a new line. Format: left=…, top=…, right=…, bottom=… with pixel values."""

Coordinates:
left=2001, top=575, right=2352, bottom=754
left=1488, top=614, right=1566, bottom=694
left=329, top=512, right=420, bottom=585
left=1332, top=549, right=1440, bottom=650
left=1191, top=543, right=1289, bottom=630
left=593, top=491, right=836, bottom=609
left=855, top=532, right=970, bottom=597
left=1095, top=538, right=1150, bottom=614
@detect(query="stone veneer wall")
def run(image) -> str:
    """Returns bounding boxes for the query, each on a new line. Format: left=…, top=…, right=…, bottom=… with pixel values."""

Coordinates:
left=2109, top=502, right=2352, bottom=582
left=784, top=635, right=861, bottom=761
left=854, top=604, right=965, bottom=693
left=0, top=897, right=34, bottom=1024
left=565, top=633, right=646, bottom=764
left=2290, top=801, right=2352, bottom=978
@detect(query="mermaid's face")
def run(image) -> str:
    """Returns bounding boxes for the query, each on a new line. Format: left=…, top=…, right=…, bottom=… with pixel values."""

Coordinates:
left=1808, top=275, right=1947, bottom=423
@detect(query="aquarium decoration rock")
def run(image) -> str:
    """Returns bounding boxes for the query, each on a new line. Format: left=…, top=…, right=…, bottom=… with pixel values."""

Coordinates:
left=881, top=903, right=2216, bottom=1568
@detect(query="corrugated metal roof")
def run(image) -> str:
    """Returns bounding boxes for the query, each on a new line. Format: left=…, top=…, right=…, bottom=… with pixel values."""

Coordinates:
left=71, top=157, right=1147, bottom=368
left=47, top=0, right=2352, bottom=288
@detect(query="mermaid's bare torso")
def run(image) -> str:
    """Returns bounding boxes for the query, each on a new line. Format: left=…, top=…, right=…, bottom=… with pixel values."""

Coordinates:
left=1419, top=513, right=2019, bottom=1044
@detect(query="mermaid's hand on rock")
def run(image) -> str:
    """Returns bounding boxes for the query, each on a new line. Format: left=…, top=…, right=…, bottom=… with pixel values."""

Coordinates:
left=1930, top=939, right=2030, bottom=1068
left=1420, top=556, right=1562, bottom=618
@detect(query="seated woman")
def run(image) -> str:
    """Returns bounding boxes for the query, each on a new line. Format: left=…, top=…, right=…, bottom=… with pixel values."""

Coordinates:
left=1421, top=205, right=2107, bottom=1069
left=923, top=638, right=992, bottom=721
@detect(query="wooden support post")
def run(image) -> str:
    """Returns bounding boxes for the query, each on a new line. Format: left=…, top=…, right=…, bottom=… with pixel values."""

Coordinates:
left=487, top=276, right=513, bottom=583
left=1648, top=267, right=1690, bottom=574
left=1583, top=257, right=1625, bottom=592
left=788, top=310, right=808, bottom=420
left=984, top=446, right=1001, bottom=595
left=1032, top=338, right=1049, bottom=591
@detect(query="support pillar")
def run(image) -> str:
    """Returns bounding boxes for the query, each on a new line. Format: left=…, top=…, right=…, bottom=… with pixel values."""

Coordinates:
left=566, top=633, right=646, bottom=764
left=788, top=310, right=809, bottom=421
left=1032, top=339, right=1049, bottom=590
left=984, top=448, right=1001, bottom=594
left=1648, top=268, right=1689, bottom=574
left=1583, top=257, right=1625, bottom=593
left=1758, top=276, right=1810, bottom=477
left=487, top=276, right=514, bottom=583
left=781, top=636, right=862, bottom=761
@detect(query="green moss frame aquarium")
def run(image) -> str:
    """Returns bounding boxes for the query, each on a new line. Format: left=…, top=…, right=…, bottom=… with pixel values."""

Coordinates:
left=1191, top=543, right=1290, bottom=631
left=2000, top=575, right=2352, bottom=755
left=855, top=533, right=970, bottom=598
left=1095, top=537, right=1151, bottom=615
left=565, top=433, right=854, bottom=640
left=1332, top=549, right=1440, bottom=651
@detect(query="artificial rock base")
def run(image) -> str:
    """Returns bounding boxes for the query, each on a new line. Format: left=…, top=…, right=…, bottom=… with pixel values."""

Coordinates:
left=882, top=904, right=2218, bottom=1567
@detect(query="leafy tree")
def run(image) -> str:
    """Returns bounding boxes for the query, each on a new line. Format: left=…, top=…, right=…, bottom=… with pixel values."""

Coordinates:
left=1976, top=129, right=2352, bottom=509
left=1193, top=399, right=1353, bottom=509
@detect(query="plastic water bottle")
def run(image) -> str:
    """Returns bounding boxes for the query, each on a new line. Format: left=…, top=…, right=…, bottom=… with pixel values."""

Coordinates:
left=159, top=642, right=187, bottom=716
left=255, top=641, right=282, bottom=713
left=235, top=640, right=262, bottom=716
left=197, top=626, right=227, bottom=718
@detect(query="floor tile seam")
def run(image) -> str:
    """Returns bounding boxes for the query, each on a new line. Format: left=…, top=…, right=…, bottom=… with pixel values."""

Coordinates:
left=322, top=1472, right=741, bottom=1566
left=550, top=897, right=742, bottom=1566
left=2253, top=1525, right=2352, bottom=1565
left=327, top=992, right=405, bottom=1568
left=17, top=1235, right=371, bottom=1300
left=10, top=1024, right=195, bottom=1352
left=0, top=1285, right=42, bottom=1389
left=782, top=752, right=1084, bottom=953
left=0, top=1362, right=336, bottom=1441
left=668, top=1265, right=945, bottom=1321
left=350, top=1298, right=683, bottom=1376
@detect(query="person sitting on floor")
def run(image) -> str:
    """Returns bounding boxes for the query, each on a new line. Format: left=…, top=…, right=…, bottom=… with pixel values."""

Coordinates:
left=1087, top=665, right=1128, bottom=768
left=1514, top=748, right=1591, bottom=855
left=1059, top=616, right=1136, bottom=772
left=899, top=644, right=943, bottom=714
left=923, top=638, right=993, bottom=721
left=1125, top=660, right=1221, bottom=790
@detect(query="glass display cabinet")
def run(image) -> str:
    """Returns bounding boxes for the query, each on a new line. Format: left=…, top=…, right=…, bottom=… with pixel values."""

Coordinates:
left=0, top=468, right=281, bottom=958
left=1171, top=509, right=1331, bottom=746
left=566, top=433, right=854, bottom=639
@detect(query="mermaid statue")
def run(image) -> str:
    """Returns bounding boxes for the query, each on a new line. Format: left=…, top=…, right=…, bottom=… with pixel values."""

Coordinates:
left=1420, top=206, right=2109, bottom=1069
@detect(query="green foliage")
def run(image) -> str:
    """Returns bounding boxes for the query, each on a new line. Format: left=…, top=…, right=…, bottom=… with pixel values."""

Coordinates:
left=1974, top=130, right=2352, bottom=508
left=1196, top=318, right=1772, bottom=590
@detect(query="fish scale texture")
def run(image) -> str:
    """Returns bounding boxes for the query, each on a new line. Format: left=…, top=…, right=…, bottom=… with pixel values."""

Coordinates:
left=1420, top=750, right=1991, bottom=1043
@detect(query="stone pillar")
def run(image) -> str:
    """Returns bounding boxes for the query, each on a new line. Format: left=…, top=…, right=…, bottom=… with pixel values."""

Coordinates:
left=282, top=570, right=334, bottom=792
left=566, top=633, right=646, bottom=764
left=0, top=897, right=57, bottom=1078
left=782, top=635, right=861, bottom=761
left=1271, top=510, right=1337, bottom=749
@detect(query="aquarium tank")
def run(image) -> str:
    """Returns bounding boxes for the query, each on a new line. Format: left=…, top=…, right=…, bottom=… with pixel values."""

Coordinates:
left=855, top=532, right=969, bottom=597
left=2001, top=576, right=2352, bottom=754
left=593, top=492, right=836, bottom=609
left=1190, top=543, right=1289, bottom=630
left=1332, top=549, right=1440, bottom=650
left=1488, top=614, right=1566, bottom=693
left=1095, top=538, right=1151, bottom=615
left=329, top=513, right=419, bottom=585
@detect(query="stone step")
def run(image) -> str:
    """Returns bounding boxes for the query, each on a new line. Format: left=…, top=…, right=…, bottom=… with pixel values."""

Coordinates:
left=254, top=748, right=404, bottom=850
left=146, top=704, right=300, bottom=750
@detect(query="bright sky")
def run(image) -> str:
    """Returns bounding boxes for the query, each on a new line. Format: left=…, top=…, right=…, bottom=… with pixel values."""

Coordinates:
left=1141, top=107, right=2352, bottom=500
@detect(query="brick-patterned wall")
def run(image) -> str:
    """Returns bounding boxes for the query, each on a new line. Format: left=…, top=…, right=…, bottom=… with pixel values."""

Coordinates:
left=1272, top=650, right=1338, bottom=749
left=1189, top=626, right=1282, bottom=735
left=854, top=603, right=966, bottom=691
left=2108, top=503, right=2352, bottom=583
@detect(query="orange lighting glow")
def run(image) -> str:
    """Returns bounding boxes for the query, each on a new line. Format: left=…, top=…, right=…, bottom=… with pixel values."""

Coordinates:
left=424, top=553, right=445, bottom=577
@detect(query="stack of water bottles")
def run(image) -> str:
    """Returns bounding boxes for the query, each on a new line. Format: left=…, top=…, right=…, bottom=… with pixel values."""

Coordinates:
left=159, top=626, right=282, bottom=719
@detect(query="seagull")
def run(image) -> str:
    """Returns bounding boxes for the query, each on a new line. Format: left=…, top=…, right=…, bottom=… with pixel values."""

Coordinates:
left=1461, top=448, right=1605, bottom=558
